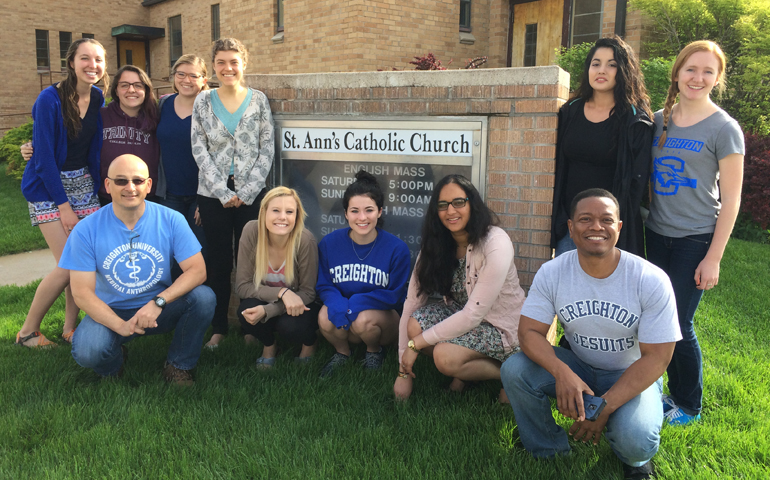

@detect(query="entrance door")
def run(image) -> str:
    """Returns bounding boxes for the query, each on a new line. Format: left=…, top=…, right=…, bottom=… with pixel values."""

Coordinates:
left=119, top=40, right=148, bottom=72
left=511, top=0, right=563, bottom=67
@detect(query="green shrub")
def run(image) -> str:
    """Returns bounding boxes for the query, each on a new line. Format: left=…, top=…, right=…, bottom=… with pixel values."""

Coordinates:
left=640, top=57, right=674, bottom=112
left=732, top=212, right=770, bottom=244
left=631, top=0, right=770, bottom=135
left=555, top=43, right=594, bottom=92
left=0, top=120, right=33, bottom=180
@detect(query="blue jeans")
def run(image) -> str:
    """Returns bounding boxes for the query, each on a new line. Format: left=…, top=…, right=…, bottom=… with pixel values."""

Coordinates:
left=555, top=234, right=576, bottom=257
left=645, top=229, right=712, bottom=416
left=501, top=347, right=663, bottom=466
left=159, top=193, right=208, bottom=278
left=71, top=286, right=215, bottom=377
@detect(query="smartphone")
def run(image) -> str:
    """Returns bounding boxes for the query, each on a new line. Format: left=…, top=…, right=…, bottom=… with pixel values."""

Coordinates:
left=582, top=393, right=607, bottom=421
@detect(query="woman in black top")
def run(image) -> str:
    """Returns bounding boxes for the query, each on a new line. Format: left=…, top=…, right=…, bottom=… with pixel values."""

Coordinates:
left=551, top=35, right=653, bottom=256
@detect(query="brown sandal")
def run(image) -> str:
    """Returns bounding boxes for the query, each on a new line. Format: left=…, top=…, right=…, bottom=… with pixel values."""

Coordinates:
left=15, top=331, right=57, bottom=348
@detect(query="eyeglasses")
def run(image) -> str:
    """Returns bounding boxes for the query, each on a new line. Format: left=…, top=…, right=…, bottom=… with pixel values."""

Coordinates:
left=117, top=82, right=145, bottom=91
left=108, top=177, right=148, bottom=186
left=437, top=197, right=470, bottom=211
left=174, top=72, right=204, bottom=80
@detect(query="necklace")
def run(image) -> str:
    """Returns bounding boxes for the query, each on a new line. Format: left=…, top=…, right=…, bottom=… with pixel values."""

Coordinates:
left=351, top=233, right=378, bottom=261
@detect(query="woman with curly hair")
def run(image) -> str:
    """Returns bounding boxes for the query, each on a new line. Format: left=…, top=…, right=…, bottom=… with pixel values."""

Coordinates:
left=394, top=174, right=525, bottom=401
left=551, top=35, right=653, bottom=256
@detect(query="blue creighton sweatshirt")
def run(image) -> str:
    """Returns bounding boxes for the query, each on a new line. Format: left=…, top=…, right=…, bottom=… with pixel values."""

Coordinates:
left=317, top=227, right=411, bottom=329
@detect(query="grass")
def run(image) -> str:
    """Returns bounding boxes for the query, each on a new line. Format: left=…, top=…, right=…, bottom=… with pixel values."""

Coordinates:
left=1, top=243, right=769, bottom=479
left=0, top=163, right=46, bottom=256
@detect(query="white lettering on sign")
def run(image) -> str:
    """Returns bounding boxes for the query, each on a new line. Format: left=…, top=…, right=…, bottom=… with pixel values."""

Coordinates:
left=282, top=128, right=473, bottom=156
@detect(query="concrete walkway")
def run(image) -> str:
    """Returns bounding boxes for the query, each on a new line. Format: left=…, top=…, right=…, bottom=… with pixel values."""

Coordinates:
left=0, top=249, right=55, bottom=287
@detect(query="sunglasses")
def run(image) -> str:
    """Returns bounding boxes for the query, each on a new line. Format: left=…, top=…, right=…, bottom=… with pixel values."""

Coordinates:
left=437, top=197, right=469, bottom=211
left=108, top=177, right=148, bottom=186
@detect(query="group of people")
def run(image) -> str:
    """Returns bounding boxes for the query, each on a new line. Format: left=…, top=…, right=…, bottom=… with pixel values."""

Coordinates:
left=16, top=31, right=743, bottom=480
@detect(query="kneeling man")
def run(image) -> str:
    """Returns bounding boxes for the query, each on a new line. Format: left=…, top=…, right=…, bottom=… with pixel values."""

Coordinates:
left=61, top=154, right=215, bottom=384
left=501, top=189, right=680, bottom=479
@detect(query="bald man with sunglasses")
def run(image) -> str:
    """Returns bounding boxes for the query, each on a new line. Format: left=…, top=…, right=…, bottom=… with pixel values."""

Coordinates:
left=59, top=154, right=215, bottom=384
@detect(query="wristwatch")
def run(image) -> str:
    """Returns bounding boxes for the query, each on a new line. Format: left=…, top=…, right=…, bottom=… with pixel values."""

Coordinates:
left=152, top=296, right=167, bottom=309
left=408, top=339, right=420, bottom=353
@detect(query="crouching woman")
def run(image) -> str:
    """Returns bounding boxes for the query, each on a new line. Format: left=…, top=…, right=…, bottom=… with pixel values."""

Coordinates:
left=235, top=187, right=319, bottom=368
left=394, top=174, right=525, bottom=401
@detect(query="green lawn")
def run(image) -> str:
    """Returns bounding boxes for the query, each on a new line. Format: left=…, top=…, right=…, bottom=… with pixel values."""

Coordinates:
left=0, top=163, right=47, bottom=256
left=0, top=240, right=768, bottom=479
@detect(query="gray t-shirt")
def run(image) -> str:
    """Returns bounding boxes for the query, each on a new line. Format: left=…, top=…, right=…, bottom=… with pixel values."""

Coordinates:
left=522, top=250, right=681, bottom=371
left=646, top=108, right=744, bottom=237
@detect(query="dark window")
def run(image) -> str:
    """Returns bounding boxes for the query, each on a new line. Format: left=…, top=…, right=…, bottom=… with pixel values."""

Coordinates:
left=277, top=0, right=284, bottom=32
left=571, top=0, right=603, bottom=46
left=36, top=30, right=50, bottom=70
left=169, top=15, right=183, bottom=66
left=126, top=50, right=134, bottom=65
left=59, top=31, right=72, bottom=70
left=524, top=24, right=538, bottom=67
left=82, top=33, right=94, bottom=39
left=211, top=4, right=220, bottom=41
left=459, top=0, right=471, bottom=31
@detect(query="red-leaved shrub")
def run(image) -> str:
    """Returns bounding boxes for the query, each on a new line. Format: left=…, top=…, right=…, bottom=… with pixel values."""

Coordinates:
left=410, top=53, right=450, bottom=70
left=742, top=133, right=770, bottom=229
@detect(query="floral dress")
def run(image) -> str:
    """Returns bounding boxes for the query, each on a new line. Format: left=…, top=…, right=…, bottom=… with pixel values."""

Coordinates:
left=412, top=258, right=514, bottom=362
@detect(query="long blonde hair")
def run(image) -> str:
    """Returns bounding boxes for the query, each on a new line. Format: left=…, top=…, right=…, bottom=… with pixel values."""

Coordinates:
left=659, top=40, right=727, bottom=146
left=254, top=187, right=307, bottom=287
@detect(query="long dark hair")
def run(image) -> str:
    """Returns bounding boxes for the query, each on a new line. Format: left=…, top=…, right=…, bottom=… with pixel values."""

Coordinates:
left=414, top=174, right=497, bottom=298
left=572, top=35, right=652, bottom=120
left=109, top=65, right=159, bottom=132
left=343, top=169, right=385, bottom=228
left=59, top=38, right=110, bottom=139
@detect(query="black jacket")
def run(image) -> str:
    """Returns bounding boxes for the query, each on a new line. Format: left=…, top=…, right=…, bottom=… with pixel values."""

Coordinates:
left=550, top=98, right=654, bottom=256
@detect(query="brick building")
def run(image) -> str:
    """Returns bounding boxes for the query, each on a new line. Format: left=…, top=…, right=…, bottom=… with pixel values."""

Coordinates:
left=3, top=0, right=650, bottom=133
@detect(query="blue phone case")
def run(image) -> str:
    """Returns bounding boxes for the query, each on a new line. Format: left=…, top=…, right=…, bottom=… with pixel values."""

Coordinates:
left=582, top=393, right=607, bottom=421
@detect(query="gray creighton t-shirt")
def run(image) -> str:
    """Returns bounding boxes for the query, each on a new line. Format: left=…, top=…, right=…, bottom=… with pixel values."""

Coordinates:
left=522, top=250, right=681, bottom=371
left=646, top=108, right=744, bottom=237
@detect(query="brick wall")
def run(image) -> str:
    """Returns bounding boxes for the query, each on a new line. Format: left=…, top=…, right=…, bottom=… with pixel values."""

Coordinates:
left=4, top=0, right=654, bottom=136
left=601, top=0, right=643, bottom=55
left=146, top=0, right=503, bottom=79
left=249, top=67, right=569, bottom=287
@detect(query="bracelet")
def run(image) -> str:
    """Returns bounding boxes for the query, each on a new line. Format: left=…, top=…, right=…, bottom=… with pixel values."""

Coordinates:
left=398, top=372, right=409, bottom=379
left=408, top=339, right=420, bottom=353
left=279, top=288, right=289, bottom=299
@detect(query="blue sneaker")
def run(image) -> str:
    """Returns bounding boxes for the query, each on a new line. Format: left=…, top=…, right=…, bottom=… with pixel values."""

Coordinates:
left=664, top=405, right=701, bottom=426
left=662, top=394, right=677, bottom=415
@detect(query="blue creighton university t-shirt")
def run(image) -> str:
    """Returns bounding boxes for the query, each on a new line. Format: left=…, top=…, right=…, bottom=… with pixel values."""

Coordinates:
left=59, top=202, right=201, bottom=309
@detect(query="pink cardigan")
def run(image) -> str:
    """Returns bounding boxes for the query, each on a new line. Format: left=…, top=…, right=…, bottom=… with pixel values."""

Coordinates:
left=398, top=226, right=526, bottom=362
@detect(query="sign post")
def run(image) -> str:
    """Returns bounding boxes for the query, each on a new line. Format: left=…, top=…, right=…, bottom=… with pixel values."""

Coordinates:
left=277, top=117, right=488, bottom=262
